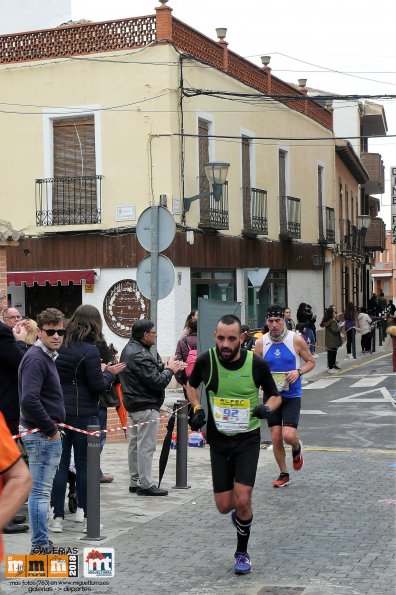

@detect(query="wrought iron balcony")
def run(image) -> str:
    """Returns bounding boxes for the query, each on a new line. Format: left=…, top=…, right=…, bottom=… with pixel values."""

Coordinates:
left=35, top=176, right=103, bottom=226
left=198, top=181, right=229, bottom=231
left=242, top=187, right=268, bottom=236
left=339, top=219, right=364, bottom=258
left=279, top=195, right=301, bottom=240
left=319, top=206, right=335, bottom=244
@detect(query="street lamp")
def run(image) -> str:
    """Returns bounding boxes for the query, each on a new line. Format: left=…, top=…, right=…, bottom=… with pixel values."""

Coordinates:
left=183, top=162, right=230, bottom=211
left=357, top=214, right=372, bottom=309
left=357, top=214, right=371, bottom=230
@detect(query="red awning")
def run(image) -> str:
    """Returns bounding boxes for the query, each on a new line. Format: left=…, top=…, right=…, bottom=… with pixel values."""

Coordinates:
left=7, top=270, right=95, bottom=287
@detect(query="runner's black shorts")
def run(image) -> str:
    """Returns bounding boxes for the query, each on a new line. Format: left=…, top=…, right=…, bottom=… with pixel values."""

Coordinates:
left=266, top=396, right=301, bottom=429
left=210, top=432, right=260, bottom=493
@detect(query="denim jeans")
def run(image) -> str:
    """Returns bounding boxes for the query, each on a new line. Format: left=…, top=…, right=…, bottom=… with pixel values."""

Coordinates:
left=51, top=416, right=99, bottom=518
left=22, top=432, right=62, bottom=548
left=306, top=328, right=316, bottom=354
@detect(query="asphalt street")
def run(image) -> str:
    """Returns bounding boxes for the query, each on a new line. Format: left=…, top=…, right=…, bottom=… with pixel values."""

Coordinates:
left=2, top=341, right=395, bottom=595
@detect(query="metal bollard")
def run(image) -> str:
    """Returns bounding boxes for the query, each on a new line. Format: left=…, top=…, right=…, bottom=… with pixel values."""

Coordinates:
left=371, top=325, right=376, bottom=353
left=351, top=327, right=356, bottom=359
left=378, top=319, right=383, bottom=346
left=80, top=424, right=105, bottom=541
left=173, top=400, right=191, bottom=490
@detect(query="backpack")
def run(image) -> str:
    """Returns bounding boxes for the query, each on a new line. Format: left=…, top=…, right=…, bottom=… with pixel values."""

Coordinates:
left=185, top=339, right=197, bottom=378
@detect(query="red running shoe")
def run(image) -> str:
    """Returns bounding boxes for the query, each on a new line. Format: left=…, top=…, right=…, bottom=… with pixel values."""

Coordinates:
left=272, top=472, right=289, bottom=488
left=292, top=442, right=304, bottom=471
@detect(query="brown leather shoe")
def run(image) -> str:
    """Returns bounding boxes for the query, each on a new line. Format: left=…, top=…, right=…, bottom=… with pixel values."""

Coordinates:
left=100, top=475, right=114, bottom=483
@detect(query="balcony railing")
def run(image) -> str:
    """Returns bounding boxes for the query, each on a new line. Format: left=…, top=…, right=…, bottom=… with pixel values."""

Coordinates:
left=198, top=181, right=229, bottom=231
left=364, top=217, right=386, bottom=251
left=242, top=187, right=268, bottom=236
left=339, top=219, right=364, bottom=258
left=319, top=206, right=335, bottom=244
left=360, top=152, right=385, bottom=194
left=35, top=176, right=103, bottom=226
left=279, top=195, right=301, bottom=240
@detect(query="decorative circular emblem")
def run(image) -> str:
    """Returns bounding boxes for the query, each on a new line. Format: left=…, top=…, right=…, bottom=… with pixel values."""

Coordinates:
left=103, top=279, right=150, bottom=338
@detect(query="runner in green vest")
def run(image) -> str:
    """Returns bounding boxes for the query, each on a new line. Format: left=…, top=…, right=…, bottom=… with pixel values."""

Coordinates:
left=186, top=314, right=281, bottom=575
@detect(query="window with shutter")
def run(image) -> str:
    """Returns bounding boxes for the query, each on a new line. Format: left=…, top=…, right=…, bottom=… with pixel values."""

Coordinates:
left=198, top=119, right=210, bottom=222
left=242, top=136, right=251, bottom=230
left=52, top=117, right=99, bottom=224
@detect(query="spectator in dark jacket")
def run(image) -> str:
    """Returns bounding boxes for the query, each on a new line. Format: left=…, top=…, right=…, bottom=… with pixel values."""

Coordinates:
left=49, top=305, right=125, bottom=534
left=0, top=315, right=29, bottom=535
left=19, top=307, right=66, bottom=552
left=120, top=319, right=186, bottom=497
left=297, top=303, right=316, bottom=355
left=96, top=339, right=119, bottom=483
left=0, top=317, right=28, bottom=435
left=320, top=306, right=342, bottom=374
left=343, top=302, right=356, bottom=360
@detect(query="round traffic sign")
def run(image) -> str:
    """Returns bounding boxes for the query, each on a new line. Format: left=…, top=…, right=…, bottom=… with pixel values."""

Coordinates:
left=136, top=206, right=176, bottom=252
left=136, top=254, right=175, bottom=300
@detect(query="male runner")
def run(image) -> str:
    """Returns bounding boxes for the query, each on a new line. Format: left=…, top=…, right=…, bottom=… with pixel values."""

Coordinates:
left=186, top=314, right=281, bottom=575
left=254, top=305, right=315, bottom=487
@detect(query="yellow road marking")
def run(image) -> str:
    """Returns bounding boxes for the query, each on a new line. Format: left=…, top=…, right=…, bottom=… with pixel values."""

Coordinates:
left=303, top=446, right=396, bottom=455
left=321, top=352, right=392, bottom=376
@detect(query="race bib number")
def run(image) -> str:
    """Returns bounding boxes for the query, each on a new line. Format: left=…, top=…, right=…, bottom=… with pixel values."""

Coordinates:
left=272, top=372, right=289, bottom=392
left=213, top=397, right=250, bottom=434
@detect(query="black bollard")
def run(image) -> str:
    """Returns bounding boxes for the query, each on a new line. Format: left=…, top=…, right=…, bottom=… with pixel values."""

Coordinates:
left=378, top=319, right=383, bottom=346
left=351, top=327, right=356, bottom=359
left=371, top=324, right=376, bottom=353
left=80, top=424, right=105, bottom=541
left=173, top=400, right=191, bottom=490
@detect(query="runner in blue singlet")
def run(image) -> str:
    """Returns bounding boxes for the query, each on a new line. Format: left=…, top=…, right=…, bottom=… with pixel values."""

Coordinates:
left=254, top=305, right=315, bottom=487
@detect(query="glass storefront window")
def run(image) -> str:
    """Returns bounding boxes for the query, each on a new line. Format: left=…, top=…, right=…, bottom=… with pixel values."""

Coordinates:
left=191, top=270, right=236, bottom=309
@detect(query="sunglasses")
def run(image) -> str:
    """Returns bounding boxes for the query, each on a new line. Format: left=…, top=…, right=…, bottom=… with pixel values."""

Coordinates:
left=41, top=328, right=66, bottom=337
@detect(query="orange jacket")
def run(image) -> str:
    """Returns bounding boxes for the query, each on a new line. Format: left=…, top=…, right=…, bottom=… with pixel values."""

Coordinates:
left=0, top=411, right=22, bottom=563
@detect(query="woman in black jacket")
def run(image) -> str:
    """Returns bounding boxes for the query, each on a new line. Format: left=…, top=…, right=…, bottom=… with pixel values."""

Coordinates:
left=49, top=305, right=124, bottom=533
left=297, top=303, right=316, bottom=355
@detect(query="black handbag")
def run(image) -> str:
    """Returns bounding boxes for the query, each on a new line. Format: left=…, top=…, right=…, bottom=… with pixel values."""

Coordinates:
left=98, top=382, right=120, bottom=408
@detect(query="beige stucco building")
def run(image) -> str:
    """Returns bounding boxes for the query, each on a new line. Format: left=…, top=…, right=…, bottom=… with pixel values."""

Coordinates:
left=0, top=2, right=385, bottom=353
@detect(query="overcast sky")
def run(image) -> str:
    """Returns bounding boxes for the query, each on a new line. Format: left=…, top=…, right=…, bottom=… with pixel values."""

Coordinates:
left=72, top=0, right=396, bottom=228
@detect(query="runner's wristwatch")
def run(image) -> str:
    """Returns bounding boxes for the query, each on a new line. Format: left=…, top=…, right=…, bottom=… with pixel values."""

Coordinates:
left=297, top=369, right=303, bottom=377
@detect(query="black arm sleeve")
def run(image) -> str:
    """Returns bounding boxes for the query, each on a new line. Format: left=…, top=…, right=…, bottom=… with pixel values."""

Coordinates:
left=188, top=352, right=211, bottom=389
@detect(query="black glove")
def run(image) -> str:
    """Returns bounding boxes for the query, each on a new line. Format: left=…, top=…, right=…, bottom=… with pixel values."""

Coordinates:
left=189, top=407, right=206, bottom=430
left=252, top=404, right=272, bottom=419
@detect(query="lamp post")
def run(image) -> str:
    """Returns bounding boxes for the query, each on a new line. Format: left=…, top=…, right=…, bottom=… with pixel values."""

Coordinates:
left=358, top=214, right=371, bottom=231
left=183, top=162, right=230, bottom=211
left=358, top=214, right=371, bottom=309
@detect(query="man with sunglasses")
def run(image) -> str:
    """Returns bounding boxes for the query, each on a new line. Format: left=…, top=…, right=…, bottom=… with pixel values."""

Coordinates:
left=19, top=308, right=66, bottom=553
